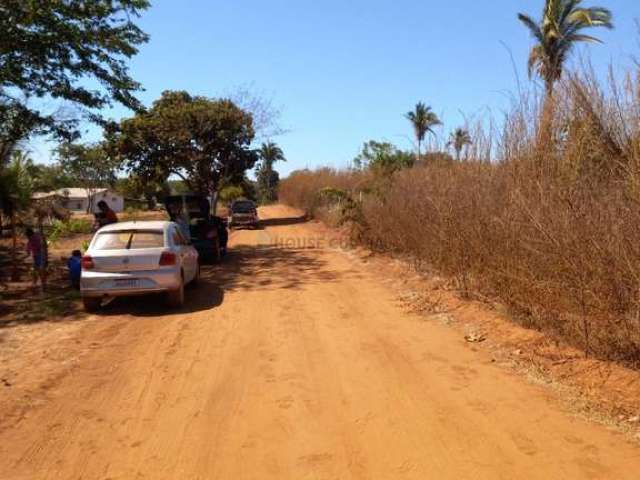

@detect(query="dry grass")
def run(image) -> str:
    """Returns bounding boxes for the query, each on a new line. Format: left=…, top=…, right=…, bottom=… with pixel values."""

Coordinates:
left=279, top=68, right=640, bottom=367
left=278, top=168, right=366, bottom=216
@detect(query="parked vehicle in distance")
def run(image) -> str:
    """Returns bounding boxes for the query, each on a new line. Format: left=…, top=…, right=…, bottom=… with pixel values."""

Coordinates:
left=164, top=194, right=228, bottom=263
left=80, top=221, right=199, bottom=311
left=228, top=199, right=259, bottom=229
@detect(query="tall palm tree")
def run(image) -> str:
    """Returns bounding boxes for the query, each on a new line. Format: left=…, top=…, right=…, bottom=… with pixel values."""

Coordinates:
left=448, top=128, right=472, bottom=161
left=518, top=0, right=612, bottom=146
left=405, top=102, right=441, bottom=160
left=256, top=142, right=286, bottom=203
left=258, top=141, right=286, bottom=170
left=518, top=0, right=612, bottom=97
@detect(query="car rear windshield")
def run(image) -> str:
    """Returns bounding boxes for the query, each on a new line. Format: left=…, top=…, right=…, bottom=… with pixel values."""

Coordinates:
left=232, top=202, right=255, bottom=213
left=93, top=231, right=165, bottom=250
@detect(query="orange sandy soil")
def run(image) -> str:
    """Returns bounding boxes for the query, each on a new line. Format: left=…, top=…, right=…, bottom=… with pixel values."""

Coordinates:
left=332, top=230, right=640, bottom=434
left=308, top=209, right=640, bottom=433
left=0, top=204, right=638, bottom=479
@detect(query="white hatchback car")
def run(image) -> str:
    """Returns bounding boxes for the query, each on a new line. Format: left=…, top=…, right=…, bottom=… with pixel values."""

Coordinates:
left=80, top=221, right=199, bottom=311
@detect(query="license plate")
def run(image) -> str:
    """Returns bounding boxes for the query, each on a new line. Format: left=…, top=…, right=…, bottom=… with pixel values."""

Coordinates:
left=114, top=279, right=139, bottom=288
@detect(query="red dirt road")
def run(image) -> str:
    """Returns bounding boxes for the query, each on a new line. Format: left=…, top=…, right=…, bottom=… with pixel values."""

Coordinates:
left=1, top=205, right=639, bottom=479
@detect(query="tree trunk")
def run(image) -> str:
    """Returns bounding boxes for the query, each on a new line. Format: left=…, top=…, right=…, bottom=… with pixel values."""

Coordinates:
left=86, top=189, right=93, bottom=214
left=210, top=189, right=218, bottom=216
left=536, top=81, right=557, bottom=173
left=37, top=215, right=48, bottom=277
left=417, top=140, right=421, bottom=163
left=10, top=207, right=19, bottom=281
left=540, top=92, right=555, bottom=144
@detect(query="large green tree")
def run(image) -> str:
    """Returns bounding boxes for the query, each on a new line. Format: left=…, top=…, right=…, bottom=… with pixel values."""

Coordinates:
left=109, top=90, right=259, bottom=206
left=256, top=142, right=286, bottom=203
left=518, top=0, right=612, bottom=146
left=405, top=103, right=441, bottom=160
left=0, top=0, right=149, bottom=159
left=353, top=140, right=414, bottom=173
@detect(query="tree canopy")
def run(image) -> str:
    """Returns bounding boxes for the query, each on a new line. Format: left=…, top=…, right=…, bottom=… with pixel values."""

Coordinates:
left=0, top=0, right=149, bottom=154
left=448, top=128, right=472, bottom=161
left=518, top=0, right=613, bottom=95
left=353, top=140, right=414, bottom=173
left=109, top=90, right=259, bottom=196
left=256, top=142, right=286, bottom=203
left=405, top=103, right=441, bottom=158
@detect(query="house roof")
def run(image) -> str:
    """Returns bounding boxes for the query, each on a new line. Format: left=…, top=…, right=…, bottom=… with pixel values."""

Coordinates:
left=31, top=188, right=122, bottom=200
left=32, top=191, right=61, bottom=199
left=54, top=188, right=109, bottom=198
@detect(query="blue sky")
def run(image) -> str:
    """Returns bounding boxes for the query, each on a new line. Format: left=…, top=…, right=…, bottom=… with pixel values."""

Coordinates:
left=30, top=0, right=638, bottom=176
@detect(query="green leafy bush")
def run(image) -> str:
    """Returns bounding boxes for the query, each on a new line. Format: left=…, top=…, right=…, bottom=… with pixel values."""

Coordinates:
left=47, top=218, right=92, bottom=243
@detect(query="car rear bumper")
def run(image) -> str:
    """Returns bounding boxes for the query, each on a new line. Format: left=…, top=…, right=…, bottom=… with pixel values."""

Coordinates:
left=230, top=217, right=258, bottom=226
left=80, top=268, right=181, bottom=298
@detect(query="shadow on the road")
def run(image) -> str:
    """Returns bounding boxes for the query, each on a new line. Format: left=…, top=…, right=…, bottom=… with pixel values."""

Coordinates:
left=95, top=279, right=224, bottom=317
left=91, top=242, right=354, bottom=315
left=0, top=220, right=356, bottom=322
left=207, top=243, right=360, bottom=292
left=258, top=215, right=308, bottom=228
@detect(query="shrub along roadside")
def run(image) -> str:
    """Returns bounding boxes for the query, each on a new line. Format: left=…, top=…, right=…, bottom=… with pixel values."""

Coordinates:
left=47, top=218, right=93, bottom=245
left=279, top=72, right=640, bottom=368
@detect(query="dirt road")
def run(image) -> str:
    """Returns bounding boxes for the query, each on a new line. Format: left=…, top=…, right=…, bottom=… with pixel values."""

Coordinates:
left=1, top=205, right=639, bottom=479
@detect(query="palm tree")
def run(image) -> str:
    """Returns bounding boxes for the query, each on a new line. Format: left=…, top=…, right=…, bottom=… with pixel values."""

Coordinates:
left=518, top=1, right=612, bottom=143
left=258, top=141, right=286, bottom=170
left=405, top=102, right=441, bottom=160
left=256, top=142, right=286, bottom=203
left=448, top=128, right=472, bottom=161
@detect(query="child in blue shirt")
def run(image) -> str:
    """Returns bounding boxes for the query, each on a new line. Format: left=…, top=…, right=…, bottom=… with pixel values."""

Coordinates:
left=67, top=250, right=82, bottom=290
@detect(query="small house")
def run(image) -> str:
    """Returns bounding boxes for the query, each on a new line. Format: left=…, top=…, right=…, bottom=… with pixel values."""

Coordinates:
left=33, top=188, right=124, bottom=213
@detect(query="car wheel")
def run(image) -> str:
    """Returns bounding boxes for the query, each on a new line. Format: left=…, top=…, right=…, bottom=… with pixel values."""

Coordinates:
left=166, top=277, right=185, bottom=308
left=82, top=297, right=102, bottom=312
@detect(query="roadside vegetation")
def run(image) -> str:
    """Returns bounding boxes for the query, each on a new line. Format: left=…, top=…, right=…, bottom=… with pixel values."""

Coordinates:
left=0, top=1, right=286, bottom=295
left=280, top=0, right=640, bottom=366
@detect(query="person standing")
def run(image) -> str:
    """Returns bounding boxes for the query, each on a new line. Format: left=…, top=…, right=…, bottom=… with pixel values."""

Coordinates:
left=169, top=203, right=191, bottom=241
left=25, top=227, right=47, bottom=291
left=95, top=200, right=119, bottom=229
left=67, top=249, right=82, bottom=290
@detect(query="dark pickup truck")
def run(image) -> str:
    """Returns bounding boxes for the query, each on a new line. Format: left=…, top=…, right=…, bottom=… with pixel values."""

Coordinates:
left=228, top=199, right=259, bottom=229
left=164, top=195, right=228, bottom=264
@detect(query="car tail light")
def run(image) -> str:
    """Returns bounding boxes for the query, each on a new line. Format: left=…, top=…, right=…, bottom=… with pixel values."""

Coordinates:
left=81, top=255, right=94, bottom=270
left=159, top=251, right=177, bottom=266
